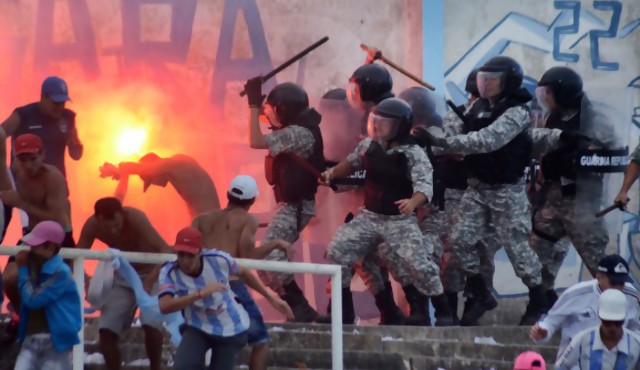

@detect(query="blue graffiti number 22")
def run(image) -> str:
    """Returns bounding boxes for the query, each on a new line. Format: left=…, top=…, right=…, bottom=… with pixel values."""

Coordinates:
left=553, top=0, right=621, bottom=71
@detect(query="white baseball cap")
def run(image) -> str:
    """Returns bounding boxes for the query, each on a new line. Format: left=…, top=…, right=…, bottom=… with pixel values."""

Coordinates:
left=599, top=289, right=627, bottom=321
left=228, top=175, right=259, bottom=200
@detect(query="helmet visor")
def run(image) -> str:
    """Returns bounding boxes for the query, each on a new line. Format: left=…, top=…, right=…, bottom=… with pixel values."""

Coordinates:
left=263, top=103, right=282, bottom=128
left=535, top=86, right=551, bottom=114
left=477, top=71, right=504, bottom=99
left=346, top=81, right=364, bottom=110
left=367, top=112, right=398, bottom=141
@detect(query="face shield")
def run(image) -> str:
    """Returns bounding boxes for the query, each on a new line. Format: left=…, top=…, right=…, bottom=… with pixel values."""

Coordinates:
left=476, top=71, right=504, bottom=99
left=346, top=81, right=365, bottom=110
left=535, top=86, right=552, bottom=114
left=263, top=103, right=283, bottom=128
left=367, top=112, right=398, bottom=142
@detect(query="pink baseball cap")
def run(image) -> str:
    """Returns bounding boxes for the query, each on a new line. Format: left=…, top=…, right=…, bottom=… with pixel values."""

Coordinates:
left=21, top=221, right=65, bottom=247
left=514, top=351, right=546, bottom=370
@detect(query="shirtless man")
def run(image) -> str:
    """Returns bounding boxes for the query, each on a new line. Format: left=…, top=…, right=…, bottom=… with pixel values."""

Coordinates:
left=100, top=152, right=220, bottom=218
left=0, top=133, right=73, bottom=345
left=192, top=175, right=294, bottom=370
left=76, top=197, right=172, bottom=370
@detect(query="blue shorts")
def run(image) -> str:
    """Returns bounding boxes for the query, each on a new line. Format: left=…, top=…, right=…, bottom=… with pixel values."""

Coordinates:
left=230, top=280, right=269, bottom=346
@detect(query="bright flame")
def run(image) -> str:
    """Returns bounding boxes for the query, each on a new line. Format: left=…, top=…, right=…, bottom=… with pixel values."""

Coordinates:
left=116, top=128, right=147, bottom=156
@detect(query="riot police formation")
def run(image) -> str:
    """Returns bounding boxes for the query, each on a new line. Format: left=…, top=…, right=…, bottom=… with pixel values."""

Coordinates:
left=242, top=54, right=623, bottom=327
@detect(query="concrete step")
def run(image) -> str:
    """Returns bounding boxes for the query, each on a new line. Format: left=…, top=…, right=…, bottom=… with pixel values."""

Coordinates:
left=409, top=356, right=518, bottom=370
left=382, top=339, right=557, bottom=362
left=237, top=348, right=406, bottom=370
left=266, top=322, right=560, bottom=346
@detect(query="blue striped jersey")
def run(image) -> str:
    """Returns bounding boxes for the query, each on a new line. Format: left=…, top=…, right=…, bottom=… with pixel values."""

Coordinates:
left=159, top=249, right=249, bottom=337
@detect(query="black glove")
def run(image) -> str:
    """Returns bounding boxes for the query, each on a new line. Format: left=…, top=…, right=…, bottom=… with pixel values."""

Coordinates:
left=244, top=77, right=265, bottom=107
left=411, top=125, right=448, bottom=147
left=559, top=130, right=591, bottom=144
left=411, top=126, right=430, bottom=148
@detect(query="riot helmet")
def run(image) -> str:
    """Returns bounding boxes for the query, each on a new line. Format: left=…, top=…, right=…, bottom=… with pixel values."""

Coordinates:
left=398, top=87, right=443, bottom=128
left=265, top=82, right=309, bottom=127
left=367, top=97, right=413, bottom=143
left=465, top=69, right=480, bottom=97
left=348, top=63, right=393, bottom=109
left=476, top=56, right=523, bottom=99
left=536, top=66, right=583, bottom=112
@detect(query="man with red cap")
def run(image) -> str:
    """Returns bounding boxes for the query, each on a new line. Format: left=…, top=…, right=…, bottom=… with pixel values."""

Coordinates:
left=13, top=221, right=81, bottom=370
left=1, top=133, right=73, bottom=346
left=159, top=227, right=250, bottom=370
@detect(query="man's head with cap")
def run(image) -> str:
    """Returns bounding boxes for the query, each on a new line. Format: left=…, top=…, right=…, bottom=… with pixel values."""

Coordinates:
left=596, top=254, right=632, bottom=290
left=599, top=289, right=627, bottom=338
left=513, top=351, right=546, bottom=370
left=21, top=220, right=65, bottom=260
left=40, top=76, right=71, bottom=118
left=227, top=175, right=259, bottom=208
left=173, top=227, right=204, bottom=274
left=14, top=134, right=45, bottom=177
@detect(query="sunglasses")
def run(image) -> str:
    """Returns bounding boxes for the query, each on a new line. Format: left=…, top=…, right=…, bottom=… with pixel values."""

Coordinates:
left=602, top=320, right=624, bottom=327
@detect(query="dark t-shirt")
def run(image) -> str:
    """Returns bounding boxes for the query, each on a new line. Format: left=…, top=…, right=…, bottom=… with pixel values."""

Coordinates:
left=12, top=102, right=76, bottom=178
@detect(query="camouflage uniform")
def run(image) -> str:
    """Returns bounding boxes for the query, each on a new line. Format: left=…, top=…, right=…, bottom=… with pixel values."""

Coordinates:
left=432, top=188, right=500, bottom=292
left=258, top=125, right=316, bottom=295
left=528, top=111, right=616, bottom=291
left=327, top=138, right=444, bottom=297
left=440, top=105, right=543, bottom=288
left=529, top=183, right=607, bottom=289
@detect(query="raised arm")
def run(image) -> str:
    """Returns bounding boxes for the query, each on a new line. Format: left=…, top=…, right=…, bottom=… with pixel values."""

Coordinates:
left=67, top=118, right=83, bottom=160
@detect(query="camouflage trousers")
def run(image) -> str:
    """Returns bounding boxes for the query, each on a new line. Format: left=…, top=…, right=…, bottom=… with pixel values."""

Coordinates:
left=425, top=189, right=500, bottom=292
left=529, top=183, right=607, bottom=290
left=327, top=209, right=443, bottom=296
left=451, top=181, right=542, bottom=288
left=258, top=200, right=314, bottom=296
left=352, top=252, right=390, bottom=295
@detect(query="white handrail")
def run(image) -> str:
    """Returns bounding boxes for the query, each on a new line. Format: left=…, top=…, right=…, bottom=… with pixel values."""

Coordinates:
left=0, top=247, right=343, bottom=370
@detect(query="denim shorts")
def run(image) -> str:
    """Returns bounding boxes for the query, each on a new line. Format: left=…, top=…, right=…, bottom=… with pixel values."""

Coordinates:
left=229, top=280, right=269, bottom=346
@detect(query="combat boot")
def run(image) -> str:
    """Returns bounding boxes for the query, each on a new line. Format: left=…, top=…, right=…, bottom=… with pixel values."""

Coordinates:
left=445, top=291, right=461, bottom=325
left=281, top=280, right=319, bottom=323
left=316, top=287, right=355, bottom=324
left=519, top=285, right=549, bottom=326
left=402, top=284, right=431, bottom=326
left=374, top=282, right=405, bottom=325
left=460, top=274, right=497, bottom=326
left=431, top=293, right=456, bottom=326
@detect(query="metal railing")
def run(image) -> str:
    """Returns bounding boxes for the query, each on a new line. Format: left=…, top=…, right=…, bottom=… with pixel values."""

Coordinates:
left=0, top=247, right=344, bottom=370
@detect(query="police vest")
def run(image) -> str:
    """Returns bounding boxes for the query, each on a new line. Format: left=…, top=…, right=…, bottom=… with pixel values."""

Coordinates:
left=362, top=141, right=413, bottom=215
left=264, top=109, right=324, bottom=203
left=462, top=98, right=532, bottom=185
left=13, top=103, right=76, bottom=177
left=540, top=112, right=580, bottom=182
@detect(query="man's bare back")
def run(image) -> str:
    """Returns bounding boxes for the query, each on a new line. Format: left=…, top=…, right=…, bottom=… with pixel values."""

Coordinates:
left=192, top=207, right=255, bottom=258
left=193, top=206, right=293, bottom=261
left=78, top=207, right=170, bottom=275
left=101, top=154, right=220, bottom=218
left=165, top=155, right=220, bottom=217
